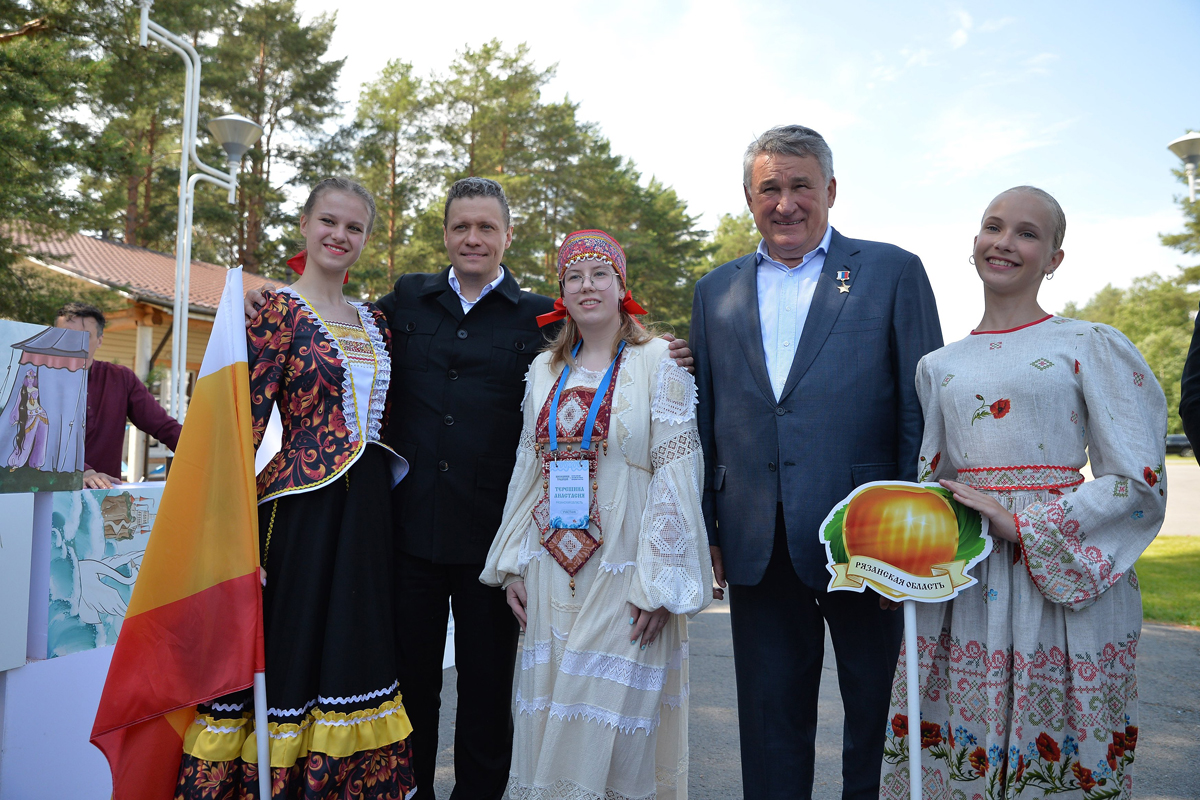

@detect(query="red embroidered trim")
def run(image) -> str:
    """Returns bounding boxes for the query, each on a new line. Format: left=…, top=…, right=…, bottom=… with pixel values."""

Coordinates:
left=970, top=314, right=1054, bottom=335
left=956, top=464, right=1084, bottom=492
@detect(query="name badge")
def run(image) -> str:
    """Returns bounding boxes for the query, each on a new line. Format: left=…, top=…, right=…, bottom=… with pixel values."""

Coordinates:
left=548, top=459, right=589, bottom=529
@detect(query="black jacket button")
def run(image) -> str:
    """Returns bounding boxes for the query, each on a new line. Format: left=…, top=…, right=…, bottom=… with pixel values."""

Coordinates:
left=515, top=341, right=525, bottom=351
left=768, top=462, right=777, bottom=471
left=448, top=369, right=458, bottom=380
left=444, top=415, right=454, bottom=426
left=405, top=321, right=416, bottom=332
left=438, top=460, right=449, bottom=471
left=457, top=329, right=468, bottom=339
left=775, top=407, right=786, bottom=416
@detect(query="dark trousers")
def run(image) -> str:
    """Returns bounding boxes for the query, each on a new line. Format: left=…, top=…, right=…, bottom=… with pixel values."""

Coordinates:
left=394, top=550, right=520, bottom=800
left=728, top=505, right=903, bottom=800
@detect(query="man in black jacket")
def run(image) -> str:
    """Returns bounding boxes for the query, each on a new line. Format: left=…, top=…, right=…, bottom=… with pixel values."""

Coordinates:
left=1181, top=300, right=1200, bottom=466
left=376, top=178, right=552, bottom=798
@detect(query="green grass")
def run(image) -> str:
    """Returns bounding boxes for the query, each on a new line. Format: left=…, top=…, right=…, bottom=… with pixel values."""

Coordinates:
left=1137, top=536, right=1200, bottom=628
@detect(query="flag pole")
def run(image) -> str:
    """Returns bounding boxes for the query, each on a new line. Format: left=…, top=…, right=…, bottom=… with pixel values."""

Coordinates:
left=254, top=671, right=271, bottom=799
left=904, top=599, right=921, bottom=800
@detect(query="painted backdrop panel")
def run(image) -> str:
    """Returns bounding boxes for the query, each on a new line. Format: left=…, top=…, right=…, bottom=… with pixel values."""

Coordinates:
left=47, top=483, right=164, bottom=658
left=0, top=320, right=88, bottom=494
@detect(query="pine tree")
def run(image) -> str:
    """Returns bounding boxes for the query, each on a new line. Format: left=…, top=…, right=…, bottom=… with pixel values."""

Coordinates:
left=206, top=0, right=344, bottom=275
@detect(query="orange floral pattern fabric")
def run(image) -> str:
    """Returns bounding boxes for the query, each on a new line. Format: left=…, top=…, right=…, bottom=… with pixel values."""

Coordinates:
left=174, top=738, right=415, bottom=800
left=247, top=291, right=392, bottom=503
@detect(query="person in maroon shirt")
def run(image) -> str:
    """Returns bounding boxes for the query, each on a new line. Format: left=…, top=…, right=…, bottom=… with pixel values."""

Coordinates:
left=54, top=302, right=182, bottom=489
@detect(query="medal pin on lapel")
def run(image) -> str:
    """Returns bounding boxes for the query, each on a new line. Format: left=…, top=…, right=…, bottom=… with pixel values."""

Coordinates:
left=836, top=270, right=851, bottom=293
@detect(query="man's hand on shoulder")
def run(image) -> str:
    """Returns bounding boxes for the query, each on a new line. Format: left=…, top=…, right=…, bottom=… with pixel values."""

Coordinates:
left=82, top=469, right=120, bottom=490
left=244, top=288, right=267, bottom=329
left=662, top=333, right=694, bottom=374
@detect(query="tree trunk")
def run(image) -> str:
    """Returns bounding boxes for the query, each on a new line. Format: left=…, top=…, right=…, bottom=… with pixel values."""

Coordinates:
left=139, top=113, right=158, bottom=248
left=387, top=137, right=397, bottom=282
left=124, top=132, right=142, bottom=244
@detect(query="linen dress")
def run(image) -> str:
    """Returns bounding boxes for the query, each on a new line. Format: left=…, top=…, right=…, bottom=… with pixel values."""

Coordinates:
left=481, top=337, right=713, bottom=800
left=175, top=289, right=416, bottom=800
left=880, top=316, right=1167, bottom=800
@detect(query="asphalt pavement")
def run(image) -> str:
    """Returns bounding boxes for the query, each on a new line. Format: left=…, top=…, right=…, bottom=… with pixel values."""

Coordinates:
left=431, top=605, right=1200, bottom=799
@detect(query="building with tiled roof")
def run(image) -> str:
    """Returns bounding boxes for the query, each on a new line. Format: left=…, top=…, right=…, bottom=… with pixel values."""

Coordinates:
left=12, top=229, right=286, bottom=480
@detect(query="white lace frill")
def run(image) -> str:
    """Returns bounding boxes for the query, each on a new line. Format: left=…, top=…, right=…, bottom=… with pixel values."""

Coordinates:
left=507, top=774, right=656, bottom=800
left=355, top=302, right=389, bottom=444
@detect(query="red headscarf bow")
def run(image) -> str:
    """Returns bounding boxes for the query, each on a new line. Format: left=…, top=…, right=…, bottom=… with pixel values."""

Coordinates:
left=535, top=291, right=648, bottom=328
left=287, top=250, right=349, bottom=285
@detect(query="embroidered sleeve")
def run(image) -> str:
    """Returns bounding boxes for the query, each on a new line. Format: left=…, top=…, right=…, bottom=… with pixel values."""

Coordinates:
left=630, top=353, right=713, bottom=615
left=247, top=291, right=292, bottom=450
left=914, top=355, right=951, bottom=484
left=1016, top=324, right=1168, bottom=611
left=650, top=357, right=697, bottom=425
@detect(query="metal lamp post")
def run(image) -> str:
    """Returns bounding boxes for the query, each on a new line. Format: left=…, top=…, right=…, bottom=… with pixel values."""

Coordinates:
left=1167, top=131, right=1200, bottom=203
left=138, top=0, right=263, bottom=421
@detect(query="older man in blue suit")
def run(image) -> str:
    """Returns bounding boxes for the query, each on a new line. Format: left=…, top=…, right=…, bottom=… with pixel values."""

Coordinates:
left=691, top=125, right=943, bottom=799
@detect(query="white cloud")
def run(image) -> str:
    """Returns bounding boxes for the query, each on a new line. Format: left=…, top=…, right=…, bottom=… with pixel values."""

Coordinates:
left=904, top=48, right=935, bottom=68
left=1024, top=52, right=1059, bottom=74
left=921, top=106, right=1070, bottom=180
left=979, top=17, right=1017, bottom=33
left=949, top=9, right=972, bottom=48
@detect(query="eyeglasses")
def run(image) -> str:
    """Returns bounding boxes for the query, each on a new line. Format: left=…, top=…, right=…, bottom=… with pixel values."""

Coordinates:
left=561, top=268, right=615, bottom=294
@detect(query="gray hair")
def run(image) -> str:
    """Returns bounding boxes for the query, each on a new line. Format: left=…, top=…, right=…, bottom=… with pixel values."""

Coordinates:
left=444, top=177, right=511, bottom=229
left=302, top=177, right=377, bottom=236
left=993, top=185, right=1067, bottom=250
left=743, top=125, right=834, bottom=188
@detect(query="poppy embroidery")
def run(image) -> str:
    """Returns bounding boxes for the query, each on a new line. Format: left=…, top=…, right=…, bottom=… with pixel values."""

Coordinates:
left=1133, top=372, right=1144, bottom=387
left=1143, top=465, right=1162, bottom=488
left=918, top=452, right=941, bottom=482
left=971, top=395, right=1011, bottom=425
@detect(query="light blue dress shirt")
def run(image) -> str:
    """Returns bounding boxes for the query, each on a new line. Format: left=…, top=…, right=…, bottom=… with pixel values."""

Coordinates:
left=449, top=266, right=507, bottom=314
left=756, top=225, right=833, bottom=400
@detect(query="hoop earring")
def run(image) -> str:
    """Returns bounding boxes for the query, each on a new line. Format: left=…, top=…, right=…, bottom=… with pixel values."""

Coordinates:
left=968, top=255, right=976, bottom=266
left=1044, top=271, right=1055, bottom=281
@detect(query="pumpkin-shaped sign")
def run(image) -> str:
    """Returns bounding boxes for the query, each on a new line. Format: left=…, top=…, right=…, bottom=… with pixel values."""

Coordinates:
left=844, top=486, right=959, bottom=577
left=820, top=481, right=991, bottom=602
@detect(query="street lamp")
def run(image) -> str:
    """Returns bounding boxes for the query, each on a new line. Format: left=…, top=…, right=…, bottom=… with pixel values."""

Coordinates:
left=138, top=0, right=263, bottom=421
left=1167, top=131, right=1200, bottom=203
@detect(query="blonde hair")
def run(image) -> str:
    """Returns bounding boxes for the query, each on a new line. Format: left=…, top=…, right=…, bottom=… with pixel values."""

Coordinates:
left=545, top=303, right=659, bottom=370
left=993, top=185, right=1066, bottom=250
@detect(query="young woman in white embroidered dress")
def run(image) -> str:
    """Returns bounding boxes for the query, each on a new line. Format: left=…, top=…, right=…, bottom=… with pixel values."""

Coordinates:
left=481, top=230, right=713, bottom=800
left=879, top=187, right=1167, bottom=800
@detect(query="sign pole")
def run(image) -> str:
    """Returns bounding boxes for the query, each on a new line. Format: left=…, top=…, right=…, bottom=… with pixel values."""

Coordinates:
left=904, top=599, right=921, bottom=800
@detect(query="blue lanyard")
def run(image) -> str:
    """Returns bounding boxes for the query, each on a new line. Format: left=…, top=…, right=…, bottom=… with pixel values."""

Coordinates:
left=549, top=340, right=625, bottom=453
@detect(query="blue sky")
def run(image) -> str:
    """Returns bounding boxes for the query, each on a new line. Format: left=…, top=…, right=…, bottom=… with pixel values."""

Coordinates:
left=299, top=0, right=1200, bottom=338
